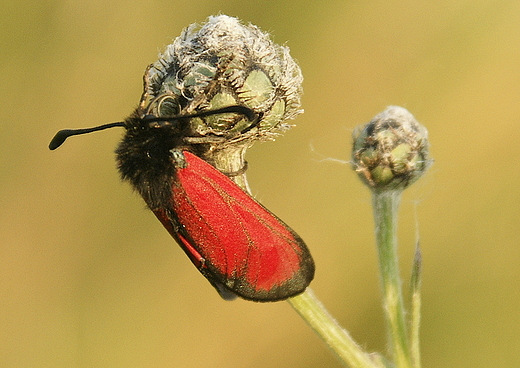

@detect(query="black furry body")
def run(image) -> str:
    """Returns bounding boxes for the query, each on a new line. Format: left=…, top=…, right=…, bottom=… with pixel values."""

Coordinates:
left=116, top=109, right=186, bottom=210
left=115, top=105, right=257, bottom=209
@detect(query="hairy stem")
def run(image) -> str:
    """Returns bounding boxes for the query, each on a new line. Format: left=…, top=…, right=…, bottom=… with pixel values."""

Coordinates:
left=288, top=289, right=379, bottom=368
left=372, top=190, right=412, bottom=367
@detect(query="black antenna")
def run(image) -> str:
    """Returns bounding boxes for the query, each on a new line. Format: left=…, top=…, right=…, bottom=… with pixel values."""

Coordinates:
left=143, top=105, right=257, bottom=124
left=49, top=122, right=125, bottom=150
left=49, top=105, right=258, bottom=150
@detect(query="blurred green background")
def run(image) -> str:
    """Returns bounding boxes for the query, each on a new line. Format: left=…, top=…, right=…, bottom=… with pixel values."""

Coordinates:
left=2, top=0, right=520, bottom=367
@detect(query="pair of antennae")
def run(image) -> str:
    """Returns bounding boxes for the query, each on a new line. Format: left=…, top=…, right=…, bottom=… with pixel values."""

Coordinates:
left=48, top=105, right=257, bottom=150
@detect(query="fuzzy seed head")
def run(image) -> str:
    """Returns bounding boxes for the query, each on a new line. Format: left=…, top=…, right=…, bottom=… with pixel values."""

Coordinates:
left=142, top=15, right=303, bottom=146
left=352, top=106, right=432, bottom=191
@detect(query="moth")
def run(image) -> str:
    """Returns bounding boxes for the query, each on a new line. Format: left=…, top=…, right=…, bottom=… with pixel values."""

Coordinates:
left=49, top=77, right=314, bottom=302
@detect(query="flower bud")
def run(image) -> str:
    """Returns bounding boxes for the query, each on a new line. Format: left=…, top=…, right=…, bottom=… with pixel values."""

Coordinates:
left=352, top=106, right=432, bottom=191
left=142, top=15, right=303, bottom=146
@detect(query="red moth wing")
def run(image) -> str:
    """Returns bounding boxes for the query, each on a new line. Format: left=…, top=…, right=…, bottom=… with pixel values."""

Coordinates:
left=154, top=151, right=314, bottom=302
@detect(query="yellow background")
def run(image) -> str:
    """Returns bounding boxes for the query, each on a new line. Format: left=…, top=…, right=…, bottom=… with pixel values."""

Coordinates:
left=2, top=1, right=519, bottom=367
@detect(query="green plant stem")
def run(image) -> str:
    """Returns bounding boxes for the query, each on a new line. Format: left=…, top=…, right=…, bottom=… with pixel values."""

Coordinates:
left=288, top=289, right=378, bottom=368
left=203, top=144, right=252, bottom=193
left=372, top=190, right=412, bottom=368
left=410, top=243, right=422, bottom=368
